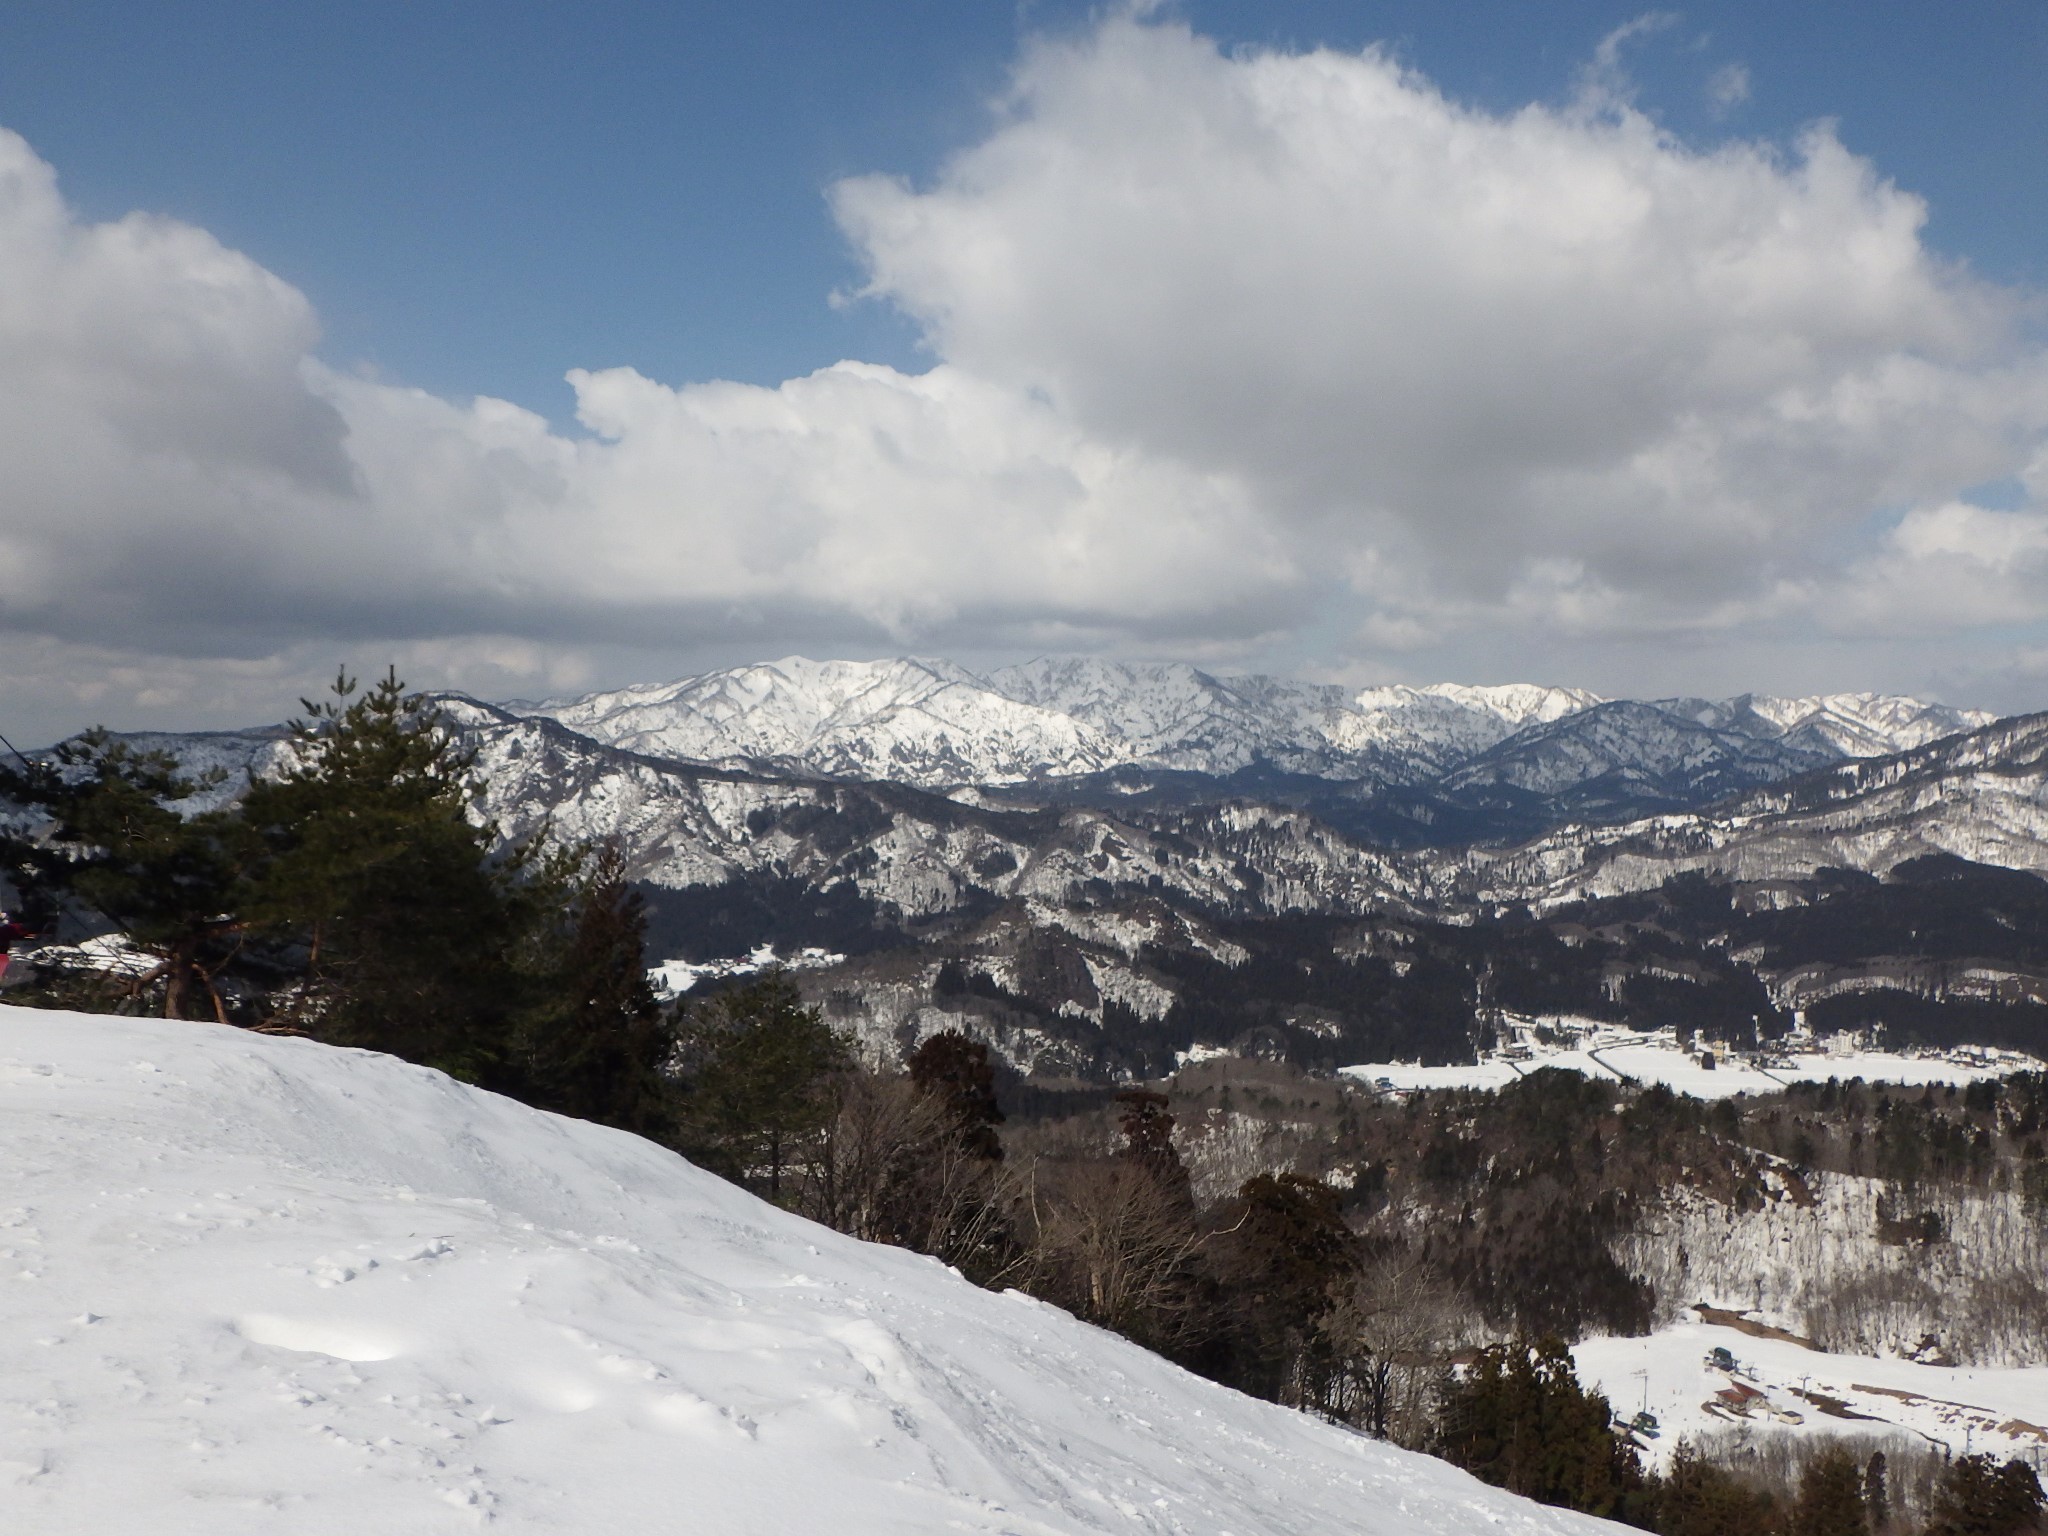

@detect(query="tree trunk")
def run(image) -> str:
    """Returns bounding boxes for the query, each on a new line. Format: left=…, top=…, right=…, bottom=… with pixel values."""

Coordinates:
left=163, top=942, right=192, bottom=1020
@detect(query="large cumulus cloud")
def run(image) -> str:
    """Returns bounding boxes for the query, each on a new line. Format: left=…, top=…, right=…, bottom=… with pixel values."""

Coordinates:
left=0, top=114, right=1288, bottom=734
left=834, top=17, right=2048, bottom=640
left=1, top=13, right=2046, bottom=737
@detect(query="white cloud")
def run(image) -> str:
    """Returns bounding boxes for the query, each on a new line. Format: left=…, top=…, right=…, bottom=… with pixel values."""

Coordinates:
left=1581, top=12, right=1681, bottom=109
left=1707, top=62, right=1752, bottom=114
left=0, top=124, right=1291, bottom=735
left=834, top=17, right=2046, bottom=634
left=1823, top=501, right=2048, bottom=635
left=2, top=11, right=2047, bottom=737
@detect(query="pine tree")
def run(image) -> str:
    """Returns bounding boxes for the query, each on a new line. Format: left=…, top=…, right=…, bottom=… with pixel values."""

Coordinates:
left=1925, top=1455, right=2045, bottom=1536
left=1115, top=1088, right=1191, bottom=1208
left=1437, top=1336, right=1642, bottom=1518
left=1789, top=1445, right=1867, bottom=1536
left=1864, top=1451, right=1890, bottom=1532
left=510, top=839, right=675, bottom=1137
left=907, top=1030, right=1004, bottom=1160
left=1651, top=1442, right=1780, bottom=1536
left=0, top=731, right=252, bottom=1020
left=672, top=973, right=850, bottom=1203
left=243, top=669, right=538, bottom=1078
left=1212, top=1173, right=1359, bottom=1409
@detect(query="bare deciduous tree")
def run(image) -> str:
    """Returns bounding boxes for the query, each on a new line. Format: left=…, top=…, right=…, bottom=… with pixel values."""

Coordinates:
left=1318, top=1246, right=1478, bottom=1447
left=799, top=1068, right=1020, bottom=1283
left=1015, top=1159, right=1207, bottom=1352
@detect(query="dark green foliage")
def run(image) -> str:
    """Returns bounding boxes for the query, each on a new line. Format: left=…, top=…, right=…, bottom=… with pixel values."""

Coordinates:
left=509, top=840, right=675, bottom=1138
left=765, top=854, right=2048, bottom=1091
left=907, top=1029, right=1004, bottom=1159
left=1115, top=1087, right=1191, bottom=1207
left=2024, top=1158, right=2048, bottom=1215
left=243, top=670, right=541, bottom=1079
left=1646, top=1443, right=1781, bottom=1536
left=1139, top=914, right=1485, bottom=1073
left=1752, top=856, right=2048, bottom=972
left=1618, top=972, right=1780, bottom=1047
left=2, top=672, right=680, bottom=1136
left=0, top=731, right=253, bottom=1020
left=1770, top=1073, right=2042, bottom=1191
left=1924, top=1455, right=2045, bottom=1536
left=1400, top=1070, right=1656, bottom=1339
left=672, top=973, right=851, bottom=1203
left=1208, top=1173, right=1358, bottom=1406
left=1807, top=992, right=2048, bottom=1059
left=636, top=872, right=892, bottom=964
left=1436, top=1336, right=1643, bottom=1518
left=1863, top=1452, right=1890, bottom=1532
left=1788, top=1445, right=1868, bottom=1536
left=1488, top=922, right=1616, bottom=1018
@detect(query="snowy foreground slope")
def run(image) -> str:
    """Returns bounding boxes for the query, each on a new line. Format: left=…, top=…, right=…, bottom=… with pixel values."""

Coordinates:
left=0, top=1008, right=1618, bottom=1536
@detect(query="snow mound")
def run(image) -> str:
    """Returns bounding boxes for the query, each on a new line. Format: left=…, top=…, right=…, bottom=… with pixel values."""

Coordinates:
left=0, top=1007, right=1618, bottom=1534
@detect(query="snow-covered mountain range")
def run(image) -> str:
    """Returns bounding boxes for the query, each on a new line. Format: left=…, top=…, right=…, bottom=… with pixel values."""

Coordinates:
left=1460, top=708, right=2048, bottom=906
left=517, top=655, right=1988, bottom=794
left=0, top=1006, right=1622, bottom=1534
left=19, top=665, right=2048, bottom=1081
left=40, top=659, right=2031, bottom=929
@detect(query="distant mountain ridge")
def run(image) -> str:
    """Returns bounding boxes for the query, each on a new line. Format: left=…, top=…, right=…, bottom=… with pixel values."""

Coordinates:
left=23, top=659, right=2022, bottom=937
left=1458, top=707, right=2048, bottom=907
left=517, top=656, right=1990, bottom=799
left=24, top=670, right=2048, bottom=1081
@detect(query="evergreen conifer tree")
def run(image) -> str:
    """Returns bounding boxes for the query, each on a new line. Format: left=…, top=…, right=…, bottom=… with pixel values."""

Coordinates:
left=1115, top=1088, right=1192, bottom=1209
left=1790, top=1445, right=1868, bottom=1536
left=1213, top=1173, right=1359, bottom=1408
left=906, top=1030, right=1004, bottom=1159
left=243, top=670, right=538, bottom=1078
left=1925, top=1455, right=2045, bottom=1536
left=1650, top=1441, right=1780, bottom=1536
left=672, top=973, right=850, bottom=1203
left=1863, top=1451, right=1890, bottom=1532
left=1436, top=1336, right=1642, bottom=1518
left=510, top=839, right=674, bottom=1137
left=0, top=731, right=251, bottom=1020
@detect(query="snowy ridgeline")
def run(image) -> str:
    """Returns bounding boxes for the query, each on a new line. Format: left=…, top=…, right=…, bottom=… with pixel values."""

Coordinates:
left=1621, top=1175, right=2048, bottom=1369
left=0, top=1007, right=1621, bottom=1536
left=517, top=655, right=1990, bottom=789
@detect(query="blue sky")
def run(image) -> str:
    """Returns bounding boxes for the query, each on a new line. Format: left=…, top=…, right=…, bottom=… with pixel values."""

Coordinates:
left=0, top=3, right=2045, bottom=737
left=6, top=1, right=2040, bottom=418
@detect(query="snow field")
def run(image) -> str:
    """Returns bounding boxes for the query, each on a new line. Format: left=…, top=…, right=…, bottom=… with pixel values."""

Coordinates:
left=1343, top=1027, right=2038, bottom=1101
left=1575, top=1317, right=2048, bottom=1473
left=0, top=1006, right=1623, bottom=1535
left=646, top=943, right=845, bottom=998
